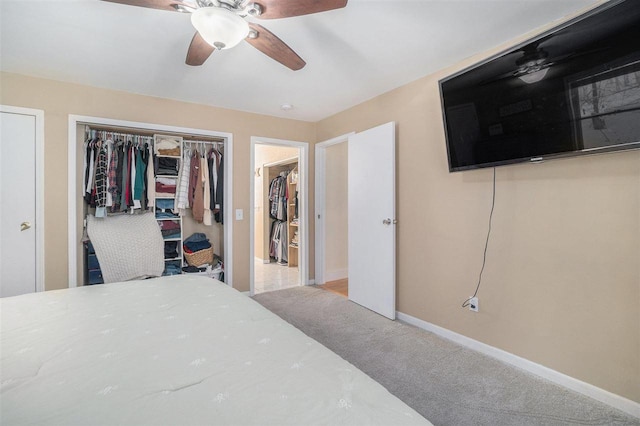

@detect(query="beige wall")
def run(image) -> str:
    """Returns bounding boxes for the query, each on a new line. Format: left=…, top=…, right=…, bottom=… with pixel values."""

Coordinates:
left=254, top=145, right=299, bottom=261
left=315, top=26, right=639, bottom=404
left=0, top=72, right=315, bottom=293
left=324, top=142, right=348, bottom=279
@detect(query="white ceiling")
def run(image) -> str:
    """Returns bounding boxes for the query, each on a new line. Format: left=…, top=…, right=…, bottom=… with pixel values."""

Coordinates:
left=1, top=0, right=600, bottom=121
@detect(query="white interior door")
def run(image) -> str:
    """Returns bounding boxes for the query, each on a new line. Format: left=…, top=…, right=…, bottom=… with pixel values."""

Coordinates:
left=348, top=122, right=396, bottom=319
left=0, top=110, right=38, bottom=297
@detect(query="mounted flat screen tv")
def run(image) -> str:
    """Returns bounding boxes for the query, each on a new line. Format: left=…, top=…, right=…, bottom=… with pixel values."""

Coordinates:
left=439, top=0, right=640, bottom=172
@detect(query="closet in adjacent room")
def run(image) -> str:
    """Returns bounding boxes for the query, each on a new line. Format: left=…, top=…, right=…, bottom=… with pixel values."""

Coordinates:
left=263, top=158, right=299, bottom=268
left=77, top=123, right=228, bottom=285
left=252, top=141, right=307, bottom=295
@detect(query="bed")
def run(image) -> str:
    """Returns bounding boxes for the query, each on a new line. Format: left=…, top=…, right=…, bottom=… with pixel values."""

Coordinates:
left=0, top=275, right=432, bottom=425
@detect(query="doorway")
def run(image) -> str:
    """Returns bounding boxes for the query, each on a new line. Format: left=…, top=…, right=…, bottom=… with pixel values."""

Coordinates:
left=250, top=137, right=309, bottom=295
left=316, top=123, right=396, bottom=319
left=315, top=133, right=352, bottom=297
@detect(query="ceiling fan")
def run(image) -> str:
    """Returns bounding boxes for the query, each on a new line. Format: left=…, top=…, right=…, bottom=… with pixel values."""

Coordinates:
left=102, top=0, right=348, bottom=70
left=512, top=43, right=555, bottom=84
left=479, top=31, right=607, bottom=86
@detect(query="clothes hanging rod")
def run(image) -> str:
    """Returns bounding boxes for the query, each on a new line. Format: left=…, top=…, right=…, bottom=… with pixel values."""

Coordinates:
left=87, top=129, right=154, bottom=141
left=183, top=140, right=224, bottom=145
left=81, top=123, right=225, bottom=143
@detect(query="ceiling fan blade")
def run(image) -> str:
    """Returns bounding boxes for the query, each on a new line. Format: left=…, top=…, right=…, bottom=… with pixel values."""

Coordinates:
left=246, top=23, right=306, bottom=70
left=255, top=0, right=347, bottom=19
left=101, top=0, right=193, bottom=13
left=186, top=32, right=216, bottom=66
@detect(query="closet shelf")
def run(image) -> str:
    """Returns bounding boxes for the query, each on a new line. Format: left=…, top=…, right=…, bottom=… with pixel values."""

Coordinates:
left=156, top=217, right=181, bottom=221
left=155, top=195, right=176, bottom=199
left=156, top=175, right=179, bottom=179
left=164, top=257, right=182, bottom=262
left=163, top=237, right=182, bottom=242
left=156, top=155, right=181, bottom=159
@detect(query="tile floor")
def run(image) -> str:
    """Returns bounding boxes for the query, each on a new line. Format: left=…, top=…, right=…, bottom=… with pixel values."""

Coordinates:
left=253, top=258, right=300, bottom=294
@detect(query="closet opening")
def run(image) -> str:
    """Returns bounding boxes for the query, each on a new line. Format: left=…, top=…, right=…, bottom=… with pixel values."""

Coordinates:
left=249, top=137, right=309, bottom=295
left=68, top=115, right=233, bottom=288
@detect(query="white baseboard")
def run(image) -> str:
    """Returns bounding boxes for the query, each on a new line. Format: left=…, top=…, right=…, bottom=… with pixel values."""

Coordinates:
left=325, top=268, right=348, bottom=282
left=254, top=256, right=270, bottom=264
left=396, top=311, right=640, bottom=419
left=306, top=279, right=315, bottom=285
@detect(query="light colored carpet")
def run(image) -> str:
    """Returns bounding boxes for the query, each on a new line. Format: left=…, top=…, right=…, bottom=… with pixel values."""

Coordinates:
left=252, top=286, right=639, bottom=426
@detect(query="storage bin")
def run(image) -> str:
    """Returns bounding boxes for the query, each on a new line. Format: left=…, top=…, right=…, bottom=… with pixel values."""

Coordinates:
left=184, top=247, right=214, bottom=267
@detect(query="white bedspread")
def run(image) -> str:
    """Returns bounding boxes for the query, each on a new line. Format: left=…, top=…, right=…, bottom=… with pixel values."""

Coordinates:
left=0, top=276, right=431, bottom=425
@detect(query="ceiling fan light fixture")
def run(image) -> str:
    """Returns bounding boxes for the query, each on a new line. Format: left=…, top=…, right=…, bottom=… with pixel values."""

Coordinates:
left=172, top=4, right=196, bottom=13
left=191, top=7, right=249, bottom=50
left=519, top=68, right=549, bottom=84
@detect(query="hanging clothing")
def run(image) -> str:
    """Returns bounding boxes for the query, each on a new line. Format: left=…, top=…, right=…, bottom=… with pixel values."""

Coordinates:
left=94, top=144, right=108, bottom=217
left=133, top=147, right=146, bottom=209
left=130, top=145, right=138, bottom=209
left=141, top=144, right=150, bottom=210
left=269, top=220, right=288, bottom=264
left=82, top=140, right=89, bottom=195
left=202, top=156, right=212, bottom=226
left=188, top=150, right=200, bottom=207
left=176, top=149, right=191, bottom=215
left=80, top=134, right=153, bottom=215
left=146, top=143, right=155, bottom=211
left=214, top=150, right=224, bottom=224
left=208, top=148, right=218, bottom=212
left=85, top=143, right=96, bottom=202
left=269, top=175, right=288, bottom=221
left=192, top=154, right=205, bottom=223
left=107, top=141, right=118, bottom=210
left=119, top=144, right=128, bottom=211
left=105, top=141, right=113, bottom=208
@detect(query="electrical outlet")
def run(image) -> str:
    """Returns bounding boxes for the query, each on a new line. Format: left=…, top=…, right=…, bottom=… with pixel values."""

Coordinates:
left=469, top=297, right=479, bottom=312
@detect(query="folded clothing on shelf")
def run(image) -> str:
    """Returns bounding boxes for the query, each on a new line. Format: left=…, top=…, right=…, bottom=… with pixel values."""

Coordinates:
left=157, top=147, right=180, bottom=156
left=159, top=220, right=180, bottom=231
left=156, top=157, right=179, bottom=176
left=156, top=183, right=176, bottom=193
left=154, top=137, right=180, bottom=154
left=163, top=260, right=182, bottom=276
left=164, top=241, right=179, bottom=259
left=155, top=198, right=175, bottom=210
left=156, top=211, right=178, bottom=219
left=161, top=229, right=181, bottom=239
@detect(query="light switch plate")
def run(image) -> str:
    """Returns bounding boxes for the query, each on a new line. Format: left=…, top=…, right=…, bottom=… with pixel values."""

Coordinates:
left=235, top=209, right=243, bottom=220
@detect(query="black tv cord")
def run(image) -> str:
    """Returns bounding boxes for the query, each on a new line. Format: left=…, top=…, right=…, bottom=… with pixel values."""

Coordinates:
left=462, top=167, right=496, bottom=308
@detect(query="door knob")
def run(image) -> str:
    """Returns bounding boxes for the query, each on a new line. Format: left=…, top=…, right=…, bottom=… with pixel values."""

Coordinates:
left=20, top=222, right=31, bottom=231
left=382, top=218, right=397, bottom=225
